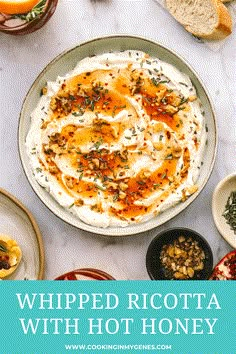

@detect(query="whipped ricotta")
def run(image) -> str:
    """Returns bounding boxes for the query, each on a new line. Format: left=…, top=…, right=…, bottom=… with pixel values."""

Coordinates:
left=26, top=50, right=206, bottom=228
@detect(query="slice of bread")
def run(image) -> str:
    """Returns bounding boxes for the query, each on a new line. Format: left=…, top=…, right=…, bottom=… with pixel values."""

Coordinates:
left=165, top=0, right=232, bottom=40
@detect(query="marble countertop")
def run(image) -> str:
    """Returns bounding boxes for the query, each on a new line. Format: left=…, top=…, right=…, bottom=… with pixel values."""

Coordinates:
left=0, top=0, right=235, bottom=280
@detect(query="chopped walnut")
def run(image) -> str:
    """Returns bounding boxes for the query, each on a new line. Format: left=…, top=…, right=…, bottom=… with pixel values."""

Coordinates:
left=48, top=165, right=59, bottom=174
left=153, top=122, right=164, bottom=133
left=119, top=191, right=127, bottom=199
left=155, top=88, right=166, bottom=103
left=50, top=97, right=57, bottom=111
left=111, top=124, right=120, bottom=138
left=160, top=236, right=206, bottom=280
left=41, top=86, right=47, bottom=95
left=140, top=169, right=152, bottom=179
left=188, top=95, right=197, bottom=102
left=167, top=94, right=182, bottom=107
left=74, top=199, right=84, bottom=206
left=185, top=185, right=198, bottom=196
left=153, top=142, right=164, bottom=151
left=172, top=145, right=182, bottom=157
left=119, top=182, right=128, bottom=191
left=107, top=182, right=118, bottom=190
left=92, top=158, right=100, bottom=168
left=65, top=178, right=74, bottom=189
left=164, top=104, right=178, bottom=114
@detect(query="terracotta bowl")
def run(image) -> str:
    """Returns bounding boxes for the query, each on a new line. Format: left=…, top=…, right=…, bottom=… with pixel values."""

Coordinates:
left=55, top=268, right=115, bottom=280
left=0, top=0, right=58, bottom=35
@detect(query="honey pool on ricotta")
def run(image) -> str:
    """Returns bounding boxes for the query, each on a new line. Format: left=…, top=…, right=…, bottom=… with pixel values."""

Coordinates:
left=26, top=50, right=206, bottom=228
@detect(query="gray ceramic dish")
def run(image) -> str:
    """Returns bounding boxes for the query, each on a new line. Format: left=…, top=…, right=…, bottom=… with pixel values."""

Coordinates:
left=18, top=35, right=217, bottom=236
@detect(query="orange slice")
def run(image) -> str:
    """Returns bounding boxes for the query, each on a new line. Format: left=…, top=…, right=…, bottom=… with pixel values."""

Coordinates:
left=0, top=234, right=22, bottom=279
left=0, top=0, right=40, bottom=15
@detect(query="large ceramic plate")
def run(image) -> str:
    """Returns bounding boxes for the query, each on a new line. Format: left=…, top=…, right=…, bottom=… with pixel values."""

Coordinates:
left=0, top=188, right=44, bottom=279
left=18, top=35, right=217, bottom=236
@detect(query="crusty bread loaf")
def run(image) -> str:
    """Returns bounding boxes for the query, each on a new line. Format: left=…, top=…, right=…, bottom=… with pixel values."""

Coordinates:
left=165, top=0, right=232, bottom=40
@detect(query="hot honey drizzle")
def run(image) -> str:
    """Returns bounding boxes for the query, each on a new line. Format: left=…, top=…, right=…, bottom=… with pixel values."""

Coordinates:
left=37, top=54, right=200, bottom=224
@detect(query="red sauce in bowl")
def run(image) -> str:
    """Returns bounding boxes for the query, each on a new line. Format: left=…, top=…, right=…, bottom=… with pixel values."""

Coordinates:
left=55, top=268, right=115, bottom=281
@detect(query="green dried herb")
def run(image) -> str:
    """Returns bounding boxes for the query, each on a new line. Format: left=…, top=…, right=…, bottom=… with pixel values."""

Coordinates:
left=0, top=244, right=7, bottom=253
left=164, top=153, right=173, bottom=160
left=14, top=0, right=47, bottom=22
left=93, top=137, right=103, bottom=150
left=95, top=184, right=106, bottom=191
left=223, top=191, right=236, bottom=234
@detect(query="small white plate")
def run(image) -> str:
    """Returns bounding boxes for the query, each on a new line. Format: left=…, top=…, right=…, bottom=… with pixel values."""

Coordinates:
left=0, top=188, right=44, bottom=279
left=212, top=173, right=236, bottom=248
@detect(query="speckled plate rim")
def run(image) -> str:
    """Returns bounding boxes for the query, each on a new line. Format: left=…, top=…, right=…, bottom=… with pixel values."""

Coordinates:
left=18, top=34, right=217, bottom=237
left=0, top=188, right=45, bottom=279
left=212, top=173, right=236, bottom=248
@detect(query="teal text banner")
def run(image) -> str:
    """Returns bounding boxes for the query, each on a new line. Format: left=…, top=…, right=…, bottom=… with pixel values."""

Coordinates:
left=0, top=281, right=235, bottom=354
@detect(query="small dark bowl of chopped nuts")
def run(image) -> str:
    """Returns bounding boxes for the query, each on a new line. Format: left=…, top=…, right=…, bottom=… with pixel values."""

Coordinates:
left=146, top=228, right=213, bottom=280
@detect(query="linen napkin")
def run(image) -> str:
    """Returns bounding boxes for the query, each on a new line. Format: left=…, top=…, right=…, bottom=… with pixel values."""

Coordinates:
left=153, top=0, right=236, bottom=51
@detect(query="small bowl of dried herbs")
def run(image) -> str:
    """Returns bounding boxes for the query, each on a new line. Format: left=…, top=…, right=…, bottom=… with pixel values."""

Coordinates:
left=146, top=228, right=213, bottom=280
left=212, top=173, right=236, bottom=248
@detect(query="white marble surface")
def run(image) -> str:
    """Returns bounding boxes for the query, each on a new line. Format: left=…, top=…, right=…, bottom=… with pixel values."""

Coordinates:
left=0, top=0, right=235, bottom=280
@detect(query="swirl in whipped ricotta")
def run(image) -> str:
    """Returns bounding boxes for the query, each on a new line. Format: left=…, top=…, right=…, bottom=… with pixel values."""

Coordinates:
left=26, top=50, right=206, bottom=228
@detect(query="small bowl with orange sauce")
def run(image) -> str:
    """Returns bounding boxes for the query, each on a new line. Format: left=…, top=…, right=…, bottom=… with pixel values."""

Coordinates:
left=0, top=0, right=58, bottom=35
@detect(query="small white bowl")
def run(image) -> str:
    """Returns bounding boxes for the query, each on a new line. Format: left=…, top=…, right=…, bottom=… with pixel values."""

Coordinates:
left=212, top=173, right=236, bottom=248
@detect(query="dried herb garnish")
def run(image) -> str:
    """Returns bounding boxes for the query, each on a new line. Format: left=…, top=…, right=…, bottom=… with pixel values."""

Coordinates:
left=93, top=138, right=104, bottom=150
left=0, top=244, right=7, bottom=253
left=164, top=153, right=173, bottom=160
left=223, top=191, right=236, bottom=234
left=179, top=82, right=188, bottom=87
left=151, top=77, right=169, bottom=87
left=161, top=173, right=167, bottom=179
left=14, top=0, right=47, bottom=22
left=180, top=97, right=188, bottom=105
left=151, top=77, right=159, bottom=87
left=113, top=193, right=119, bottom=202
left=95, top=184, right=106, bottom=191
